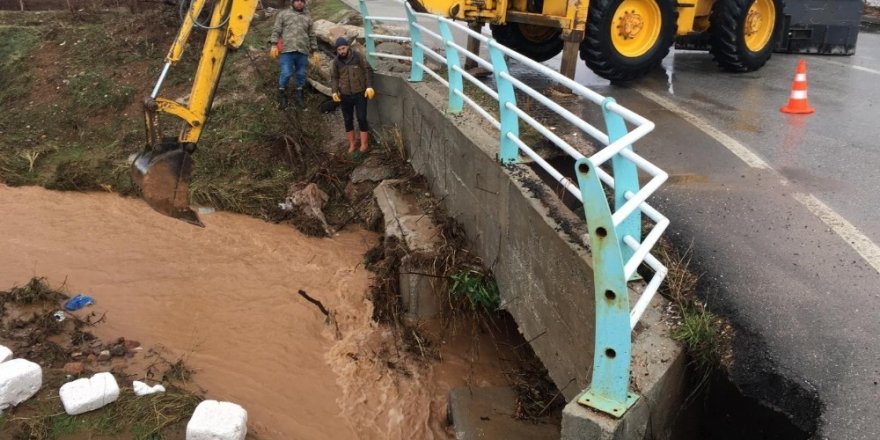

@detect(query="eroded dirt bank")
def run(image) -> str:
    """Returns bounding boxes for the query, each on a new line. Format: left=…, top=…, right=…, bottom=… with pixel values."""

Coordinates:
left=0, top=184, right=457, bottom=439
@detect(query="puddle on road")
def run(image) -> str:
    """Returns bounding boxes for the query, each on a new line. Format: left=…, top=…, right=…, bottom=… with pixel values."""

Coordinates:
left=663, top=47, right=676, bottom=94
left=0, top=185, right=510, bottom=439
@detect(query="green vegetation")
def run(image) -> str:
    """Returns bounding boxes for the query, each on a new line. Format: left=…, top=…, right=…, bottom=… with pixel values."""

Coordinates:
left=0, top=12, right=161, bottom=193
left=653, top=242, right=726, bottom=373
left=673, top=301, right=722, bottom=372
left=8, top=386, right=200, bottom=440
left=308, top=0, right=355, bottom=24
left=0, top=0, right=352, bottom=220
left=449, top=268, right=501, bottom=311
left=0, top=26, right=41, bottom=105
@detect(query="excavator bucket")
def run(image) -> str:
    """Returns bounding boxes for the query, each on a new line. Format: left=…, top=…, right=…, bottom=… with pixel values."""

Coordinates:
left=130, top=141, right=203, bottom=227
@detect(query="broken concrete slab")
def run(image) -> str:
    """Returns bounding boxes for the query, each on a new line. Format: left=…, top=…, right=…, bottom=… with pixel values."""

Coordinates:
left=373, top=180, right=442, bottom=253
left=351, top=156, right=395, bottom=183
left=448, top=386, right=560, bottom=439
left=400, top=254, right=444, bottom=321
left=313, top=19, right=364, bottom=46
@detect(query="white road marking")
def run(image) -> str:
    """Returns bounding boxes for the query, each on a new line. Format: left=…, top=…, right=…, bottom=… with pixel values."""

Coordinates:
left=634, top=88, right=771, bottom=169
left=634, top=87, right=880, bottom=274
left=793, top=193, right=880, bottom=274
left=810, top=58, right=880, bottom=76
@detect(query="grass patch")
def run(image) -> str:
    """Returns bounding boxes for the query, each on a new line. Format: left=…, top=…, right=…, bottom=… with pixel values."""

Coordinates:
left=308, top=0, right=354, bottom=21
left=0, top=7, right=331, bottom=220
left=0, top=1, right=362, bottom=220
left=449, top=268, right=500, bottom=311
left=6, top=385, right=201, bottom=440
left=0, top=25, right=41, bottom=105
left=66, top=71, right=136, bottom=111
left=673, top=301, right=722, bottom=373
left=653, top=241, right=729, bottom=374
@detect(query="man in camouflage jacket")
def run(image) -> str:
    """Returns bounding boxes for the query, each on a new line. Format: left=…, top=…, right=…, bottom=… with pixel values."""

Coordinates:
left=268, top=0, right=317, bottom=109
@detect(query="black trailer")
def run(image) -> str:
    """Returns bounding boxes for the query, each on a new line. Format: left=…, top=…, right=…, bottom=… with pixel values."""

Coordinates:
left=775, top=0, right=866, bottom=54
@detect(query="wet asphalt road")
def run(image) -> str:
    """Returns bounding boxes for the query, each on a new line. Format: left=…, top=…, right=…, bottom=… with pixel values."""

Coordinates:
left=349, top=1, right=880, bottom=435
left=573, top=32, right=880, bottom=439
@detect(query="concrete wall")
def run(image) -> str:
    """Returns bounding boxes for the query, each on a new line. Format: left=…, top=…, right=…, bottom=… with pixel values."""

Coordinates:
left=369, top=73, right=688, bottom=439
left=370, top=73, right=599, bottom=398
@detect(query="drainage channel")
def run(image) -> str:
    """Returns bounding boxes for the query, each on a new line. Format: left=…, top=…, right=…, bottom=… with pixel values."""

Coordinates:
left=524, top=155, right=818, bottom=439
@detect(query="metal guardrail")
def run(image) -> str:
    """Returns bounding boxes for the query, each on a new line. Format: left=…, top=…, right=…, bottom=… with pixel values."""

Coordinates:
left=359, top=0, right=670, bottom=417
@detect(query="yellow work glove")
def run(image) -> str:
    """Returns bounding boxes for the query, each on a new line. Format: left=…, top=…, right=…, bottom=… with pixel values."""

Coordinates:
left=364, top=87, right=375, bottom=100
left=269, top=46, right=279, bottom=59
left=309, top=52, right=322, bottom=66
left=332, top=93, right=341, bottom=103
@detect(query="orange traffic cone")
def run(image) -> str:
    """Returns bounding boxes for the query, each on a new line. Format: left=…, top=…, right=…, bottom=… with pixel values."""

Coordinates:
left=780, top=59, right=815, bottom=114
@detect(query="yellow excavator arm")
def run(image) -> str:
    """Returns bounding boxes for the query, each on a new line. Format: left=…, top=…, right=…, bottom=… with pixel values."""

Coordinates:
left=132, top=0, right=258, bottom=226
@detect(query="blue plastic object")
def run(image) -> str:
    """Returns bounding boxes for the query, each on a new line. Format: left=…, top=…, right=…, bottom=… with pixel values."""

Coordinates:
left=64, top=294, right=95, bottom=311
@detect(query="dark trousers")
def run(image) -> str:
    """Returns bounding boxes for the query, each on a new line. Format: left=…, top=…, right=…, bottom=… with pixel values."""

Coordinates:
left=341, top=93, right=369, bottom=132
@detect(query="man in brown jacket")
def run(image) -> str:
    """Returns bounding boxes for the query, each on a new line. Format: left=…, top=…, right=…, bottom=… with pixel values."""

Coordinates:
left=331, top=37, right=375, bottom=153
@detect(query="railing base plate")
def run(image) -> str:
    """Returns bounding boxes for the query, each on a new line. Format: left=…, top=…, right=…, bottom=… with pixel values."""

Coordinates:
left=577, top=389, right=639, bottom=418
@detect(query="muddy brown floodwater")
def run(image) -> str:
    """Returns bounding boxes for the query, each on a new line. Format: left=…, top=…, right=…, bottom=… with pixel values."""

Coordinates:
left=0, top=185, right=511, bottom=439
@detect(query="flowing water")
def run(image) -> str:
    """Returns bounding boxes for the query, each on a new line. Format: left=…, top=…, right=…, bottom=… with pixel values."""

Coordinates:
left=0, top=185, right=511, bottom=439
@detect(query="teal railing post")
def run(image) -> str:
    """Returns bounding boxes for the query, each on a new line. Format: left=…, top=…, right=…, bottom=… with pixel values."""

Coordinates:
left=438, top=20, right=463, bottom=113
left=487, top=40, right=519, bottom=164
left=405, top=3, right=424, bottom=82
left=575, top=157, right=638, bottom=417
left=358, top=0, right=376, bottom=68
left=602, top=97, right=641, bottom=268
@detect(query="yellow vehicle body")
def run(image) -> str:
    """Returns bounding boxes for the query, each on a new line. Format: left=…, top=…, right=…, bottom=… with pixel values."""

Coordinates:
left=413, top=0, right=710, bottom=34
left=410, top=0, right=783, bottom=81
left=131, top=0, right=258, bottom=225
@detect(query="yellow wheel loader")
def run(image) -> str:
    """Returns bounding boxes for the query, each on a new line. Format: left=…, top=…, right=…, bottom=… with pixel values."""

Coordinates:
left=410, top=0, right=783, bottom=81
left=131, top=0, right=258, bottom=226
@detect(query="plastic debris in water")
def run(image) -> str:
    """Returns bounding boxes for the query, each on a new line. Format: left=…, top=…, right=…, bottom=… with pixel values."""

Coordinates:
left=64, top=294, right=95, bottom=312
left=133, top=381, right=166, bottom=396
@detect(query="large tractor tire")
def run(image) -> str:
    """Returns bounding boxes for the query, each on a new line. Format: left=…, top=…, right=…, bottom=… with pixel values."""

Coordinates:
left=709, top=0, right=784, bottom=72
left=490, top=23, right=563, bottom=62
left=490, top=0, right=563, bottom=62
left=581, top=0, right=677, bottom=81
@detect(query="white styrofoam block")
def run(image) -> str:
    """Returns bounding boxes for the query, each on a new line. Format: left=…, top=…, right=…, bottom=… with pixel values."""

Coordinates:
left=187, top=400, right=248, bottom=440
left=0, top=358, right=42, bottom=410
left=0, top=345, right=12, bottom=363
left=133, top=380, right=166, bottom=396
left=59, top=372, right=120, bottom=415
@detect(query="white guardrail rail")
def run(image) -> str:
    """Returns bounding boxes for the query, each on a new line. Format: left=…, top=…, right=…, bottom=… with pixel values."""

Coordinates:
left=359, top=0, right=669, bottom=417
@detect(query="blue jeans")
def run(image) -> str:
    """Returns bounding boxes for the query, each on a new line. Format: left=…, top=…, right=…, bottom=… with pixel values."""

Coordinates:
left=279, top=51, right=308, bottom=89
